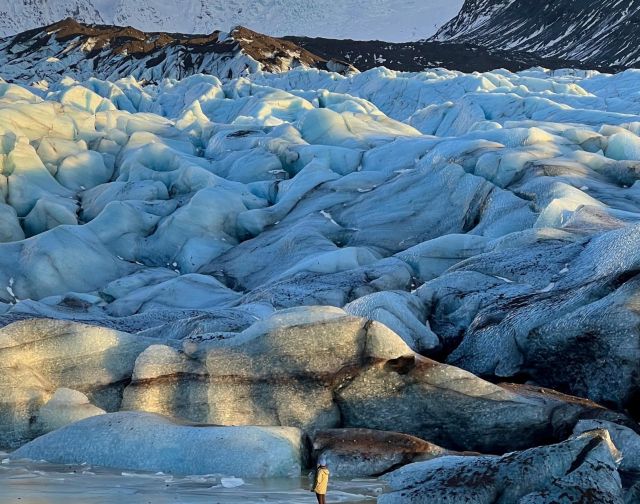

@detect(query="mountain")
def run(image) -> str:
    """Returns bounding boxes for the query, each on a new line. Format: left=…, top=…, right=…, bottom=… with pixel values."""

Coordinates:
left=288, top=36, right=593, bottom=74
left=0, top=19, right=355, bottom=83
left=434, top=0, right=640, bottom=68
left=0, top=0, right=464, bottom=42
left=0, top=18, right=601, bottom=85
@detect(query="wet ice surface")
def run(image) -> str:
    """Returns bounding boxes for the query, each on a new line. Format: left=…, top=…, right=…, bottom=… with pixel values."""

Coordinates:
left=0, top=453, right=381, bottom=503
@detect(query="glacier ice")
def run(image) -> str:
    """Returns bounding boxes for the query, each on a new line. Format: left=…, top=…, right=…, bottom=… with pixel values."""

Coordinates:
left=2, top=64, right=640, bottom=490
left=380, top=429, right=624, bottom=504
left=11, top=411, right=305, bottom=478
left=32, top=388, right=106, bottom=437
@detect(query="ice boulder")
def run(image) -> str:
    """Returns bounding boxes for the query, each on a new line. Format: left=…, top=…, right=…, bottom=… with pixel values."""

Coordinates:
left=55, top=151, right=113, bottom=191
left=395, top=234, right=490, bottom=282
left=105, top=274, right=241, bottom=316
left=605, top=131, right=640, bottom=161
left=0, top=319, right=158, bottom=447
left=379, top=429, right=623, bottom=504
left=0, top=356, right=51, bottom=449
left=5, top=141, right=74, bottom=216
left=312, top=428, right=453, bottom=477
left=54, top=85, right=117, bottom=114
left=12, top=411, right=305, bottom=478
left=79, top=180, right=169, bottom=222
left=32, top=388, right=105, bottom=436
left=0, top=203, right=25, bottom=242
left=36, top=137, right=88, bottom=174
left=442, top=224, right=640, bottom=410
left=122, top=306, right=620, bottom=453
left=344, top=291, right=439, bottom=352
left=0, top=102, right=77, bottom=142
left=298, top=108, right=419, bottom=149
left=573, top=419, right=640, bottom=474
left=23, top=197, right=78, bottom=236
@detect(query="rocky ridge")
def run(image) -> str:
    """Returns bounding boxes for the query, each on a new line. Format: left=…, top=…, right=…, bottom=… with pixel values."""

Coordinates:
left=0, top=19, right=355, bottom=84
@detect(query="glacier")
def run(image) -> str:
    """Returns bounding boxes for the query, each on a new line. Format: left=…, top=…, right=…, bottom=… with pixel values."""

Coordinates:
left=2, top=64, right=640, bottom=501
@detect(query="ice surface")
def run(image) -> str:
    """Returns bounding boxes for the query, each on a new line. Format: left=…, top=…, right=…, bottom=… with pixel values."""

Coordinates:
left=0, top=69, right=638, bottom=385
left=1, top=65, right=640, bottom=491
left=12, top=412, right=304, bottom=478
left=0, top=455, right=381, bottom=503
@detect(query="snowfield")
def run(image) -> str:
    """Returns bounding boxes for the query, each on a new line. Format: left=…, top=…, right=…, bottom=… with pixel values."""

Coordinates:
left=2, top=65, right=640, bottom=500
left=0, top=0, right=465, bottom=42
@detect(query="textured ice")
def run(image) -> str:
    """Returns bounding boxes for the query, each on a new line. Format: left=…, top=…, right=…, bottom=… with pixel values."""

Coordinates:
left=11, top=412, right=305, bottom=478
left=2, top=66, right=640, bottom=483
left=380, top=429, right=624, bottom=503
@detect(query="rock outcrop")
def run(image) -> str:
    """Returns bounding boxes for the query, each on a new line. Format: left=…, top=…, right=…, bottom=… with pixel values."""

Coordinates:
left=434, top=0, right=640, bottom=70
left=0, top=19, right=356, bottom=84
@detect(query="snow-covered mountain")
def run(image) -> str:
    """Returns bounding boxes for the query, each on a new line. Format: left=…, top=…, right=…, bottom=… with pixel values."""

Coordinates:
left=0, top=19, right=355, bottom=83
left=435, top=0, right=640, bottom=67
left=3, top=4, right=640, bottom=502
left=0, top=0, right=464, bottom=42
left=0, top=18, right=592, bottom=85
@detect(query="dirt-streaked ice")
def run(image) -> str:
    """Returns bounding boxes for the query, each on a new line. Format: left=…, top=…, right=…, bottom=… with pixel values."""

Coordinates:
left=2, top=64, right=640, bottom=499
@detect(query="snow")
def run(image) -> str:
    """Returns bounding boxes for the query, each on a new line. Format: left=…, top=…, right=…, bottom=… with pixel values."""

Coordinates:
left=0, top=65, right=637, bottom=321
left=434, top=0, right=640, bottom=67
left=0, top=0, right=465, bottom=42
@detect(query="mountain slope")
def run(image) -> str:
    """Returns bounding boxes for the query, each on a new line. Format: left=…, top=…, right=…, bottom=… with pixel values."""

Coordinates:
left=0, top=0, right=464, bottom=42
left=435, top=0, right=640, bottom=67
left=0, top=18, right=603, bottom=86
left=0, top=19, right=354, bottom=83
left=289, top=36, right=594, bottom=74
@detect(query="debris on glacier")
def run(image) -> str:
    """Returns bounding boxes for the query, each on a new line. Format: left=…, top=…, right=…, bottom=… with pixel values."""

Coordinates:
left=311, top=428, right=454, bottom=478
left=379, top=429, right=624, bottom=504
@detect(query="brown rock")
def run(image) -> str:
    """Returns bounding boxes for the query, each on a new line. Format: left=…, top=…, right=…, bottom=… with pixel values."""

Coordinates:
left=312, top=428, right=458, bottom=477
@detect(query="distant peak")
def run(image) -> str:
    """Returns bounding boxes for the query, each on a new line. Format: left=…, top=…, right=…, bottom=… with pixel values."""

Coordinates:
left=0, top=18, right=357, bottom=84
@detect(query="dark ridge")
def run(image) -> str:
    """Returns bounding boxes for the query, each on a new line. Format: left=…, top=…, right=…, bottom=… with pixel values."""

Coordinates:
left=434, top=0, right=640, bottom=69
left=0, top=18, right=357, bottom=83
left=286, top=35, right=623, bottom=74
left=0, top=16, right=627, bottom=86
